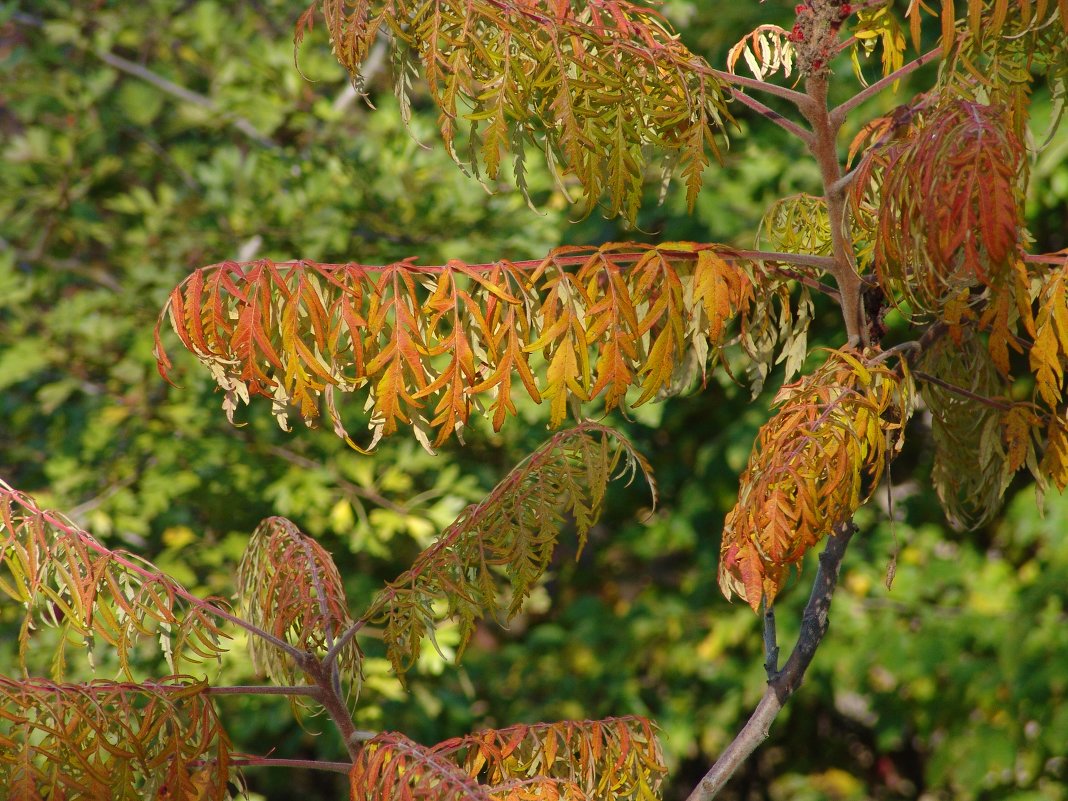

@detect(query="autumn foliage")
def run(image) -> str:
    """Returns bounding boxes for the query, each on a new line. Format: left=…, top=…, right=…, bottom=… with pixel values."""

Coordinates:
left=4, top=0, right=1068, bottom=798
left=348, top=717, right=664, bottom=800
left=156, top=247, right=754, bottom=450
left=297, top=0, right=733, bottom=219
left=718, top=350, right=912, bottom=611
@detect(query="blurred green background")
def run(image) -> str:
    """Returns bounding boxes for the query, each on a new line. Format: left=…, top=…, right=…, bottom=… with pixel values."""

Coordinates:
left=2, top=1, right=1067, bottom=799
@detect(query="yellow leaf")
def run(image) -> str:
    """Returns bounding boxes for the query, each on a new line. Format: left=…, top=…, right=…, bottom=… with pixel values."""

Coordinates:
left=1041, top=414, right=1068, bottom=490
left=1000, top=405, right=1037, bottom=474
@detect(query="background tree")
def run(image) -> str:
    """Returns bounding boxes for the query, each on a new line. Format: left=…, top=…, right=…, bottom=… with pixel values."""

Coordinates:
left=2, top=0, right=1068, bottom=799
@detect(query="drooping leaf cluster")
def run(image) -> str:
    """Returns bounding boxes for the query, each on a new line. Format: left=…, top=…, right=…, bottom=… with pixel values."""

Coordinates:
left=872, top=99, right=1024, bottom=312
left=157, top=248, right=758, bottom=451
left=930, top=0, right=1068, bottom=129
left=298, top=0, right=732, bottom=220
left=917, top=316, right=1068, bottom=530
left=348, top=716, right=664, bottom=801
left=847, top=82, right=1068, bottom=524
left=840, top=0, right=1068, bottom=530
left=918, top=328, right=1025, bottom=529
left=0, top=676, right=234, bottom=801
left=918, top=330, right=1021, bottom=529
left=848, top=0, right=1065, bottom=305
left=0, top=481, right=230, bottom=678
left=362, top=423, right=653, bottom=675
left=718, top=350, right=913, bottom=611
left=237, top=517, right=362, bottom=690
left=737, top=265, right=816, bottom=398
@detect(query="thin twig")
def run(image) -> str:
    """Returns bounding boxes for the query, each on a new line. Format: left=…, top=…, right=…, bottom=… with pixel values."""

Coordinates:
left=66, top=474, right=139, bottom=523
left=188, top=247, right=839, bottom=277
left=324, top=619, right=368, bottom=669
left=723, top=249, right=837, bottom=271
left=95, top=51, right=278, bottom=148
left=1023, top=252, right=1068, bottom=266
left=12, top=11, right=277, bottom=148
left=725, top=87, right=814, bottom=145
left=10, top=11, right=43, bottom=27
left=685, top=521, right=857, bottom=801
left=911, top=370, right=1015, bottom=411
left=902, top=310, right=1028, bottom=372
left=908, top=321, right=949, bottom=365
left=3, top=251, right=124, bottom=292
left=210, top=756, right=353, bottom=773
left=869, top=340, right=921, bottom=364
left=709, top=68, right=811, bottom=107
left=830, top=46, right=943, bottom=126
left=767, top=266, right=841, bottom=301
left=206, top=684, right=322, bottom=697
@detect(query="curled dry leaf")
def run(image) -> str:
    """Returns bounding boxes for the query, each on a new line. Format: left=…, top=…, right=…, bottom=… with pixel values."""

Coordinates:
left=727, top=25, right=795, bottom=82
